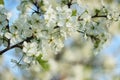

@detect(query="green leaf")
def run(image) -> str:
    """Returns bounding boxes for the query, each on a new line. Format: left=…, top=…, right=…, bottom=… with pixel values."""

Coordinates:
left=94, top=38, right=100, bottom=49
left=95, top=9, right=100, bottom=14
left=62, top=0, right=69, bottom=4
left=72, top=10, right=77, bottom=16
left=36, top=54, right=49, bottom=71
left=0, top=0, right=4, bottom=5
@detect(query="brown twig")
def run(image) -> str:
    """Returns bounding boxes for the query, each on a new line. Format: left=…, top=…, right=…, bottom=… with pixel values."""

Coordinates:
left=67, top=0, right=73, bottom=8
left=0, top=36, right=33, bottom=55
left=78, top=15, right=107, bottom=21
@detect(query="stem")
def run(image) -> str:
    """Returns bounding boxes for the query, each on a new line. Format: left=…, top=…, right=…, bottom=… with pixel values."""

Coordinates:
left=6, top=20, right=10, bottom=48
left=67, top=0, right=73, bottom=8
left=17, top=54, right=25, bottom=64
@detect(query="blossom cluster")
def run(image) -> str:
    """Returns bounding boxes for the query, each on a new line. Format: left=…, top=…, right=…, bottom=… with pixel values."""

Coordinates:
left=0, top=5, right=8, bottom=46
left=0, top=0, right=120, bottom=68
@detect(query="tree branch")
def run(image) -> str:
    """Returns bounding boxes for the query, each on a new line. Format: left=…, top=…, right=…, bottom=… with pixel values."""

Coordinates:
left=92, top=15, right=107, bottom=18
left=78, top=15, right=107, bottom=21
left=0, top=36, right=33, bottom=55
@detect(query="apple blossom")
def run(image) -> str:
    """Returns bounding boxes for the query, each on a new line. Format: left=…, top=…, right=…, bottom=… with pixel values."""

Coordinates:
left=0, top=0, right=119, bottom=71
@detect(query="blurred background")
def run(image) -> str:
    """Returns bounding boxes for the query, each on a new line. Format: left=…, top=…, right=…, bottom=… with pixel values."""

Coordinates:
left=0, top=0, right=120, bottom=80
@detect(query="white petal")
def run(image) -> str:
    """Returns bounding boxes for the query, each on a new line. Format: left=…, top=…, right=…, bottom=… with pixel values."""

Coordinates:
left=5, top=32, right=12, bottom=39
left=23, top=57, right=31, bottom=63
left=23, top=41, right=28, bottom=47
left=23, top=47, right=28, bottom=53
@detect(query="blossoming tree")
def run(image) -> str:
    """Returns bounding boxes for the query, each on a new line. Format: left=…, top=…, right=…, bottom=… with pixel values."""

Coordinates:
left=0, top=0, right=120, bottom=79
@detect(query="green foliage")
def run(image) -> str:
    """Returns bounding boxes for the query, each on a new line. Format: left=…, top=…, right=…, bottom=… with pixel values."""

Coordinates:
left=72, top=10, right=77, bottom=16
left=36, top=54, right=49, bottom=71
left=0, top=0, right=4, bottom=5
left=61, top=0, right=69, bottom=5
left=94, top=38, right=100, bottom=49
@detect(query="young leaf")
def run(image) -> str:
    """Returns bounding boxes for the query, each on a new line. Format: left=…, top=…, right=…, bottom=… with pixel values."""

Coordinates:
left=36, top=54, right=49, bottom=70
left=72, top=10, right=77, bottom=16
left=0, top=0, right=4, bottom=5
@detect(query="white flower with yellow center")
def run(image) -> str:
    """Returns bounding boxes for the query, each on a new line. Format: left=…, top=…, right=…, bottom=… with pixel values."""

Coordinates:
left=5, top=31, right=22, bottom=45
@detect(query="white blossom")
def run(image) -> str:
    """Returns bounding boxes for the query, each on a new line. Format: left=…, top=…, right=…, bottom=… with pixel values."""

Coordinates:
left=23, top=41, right=38, bottom=56
left=5, top=31, right=22, bottom=45
left=0, top=14, right=8, bottom=31
left=23, top=56, right=32, bottom=64
left=0, top=0, right=119, bottom=72
left=44, top=5, right=57, bottom=28
left=83, top=14, right=91, bottom=22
